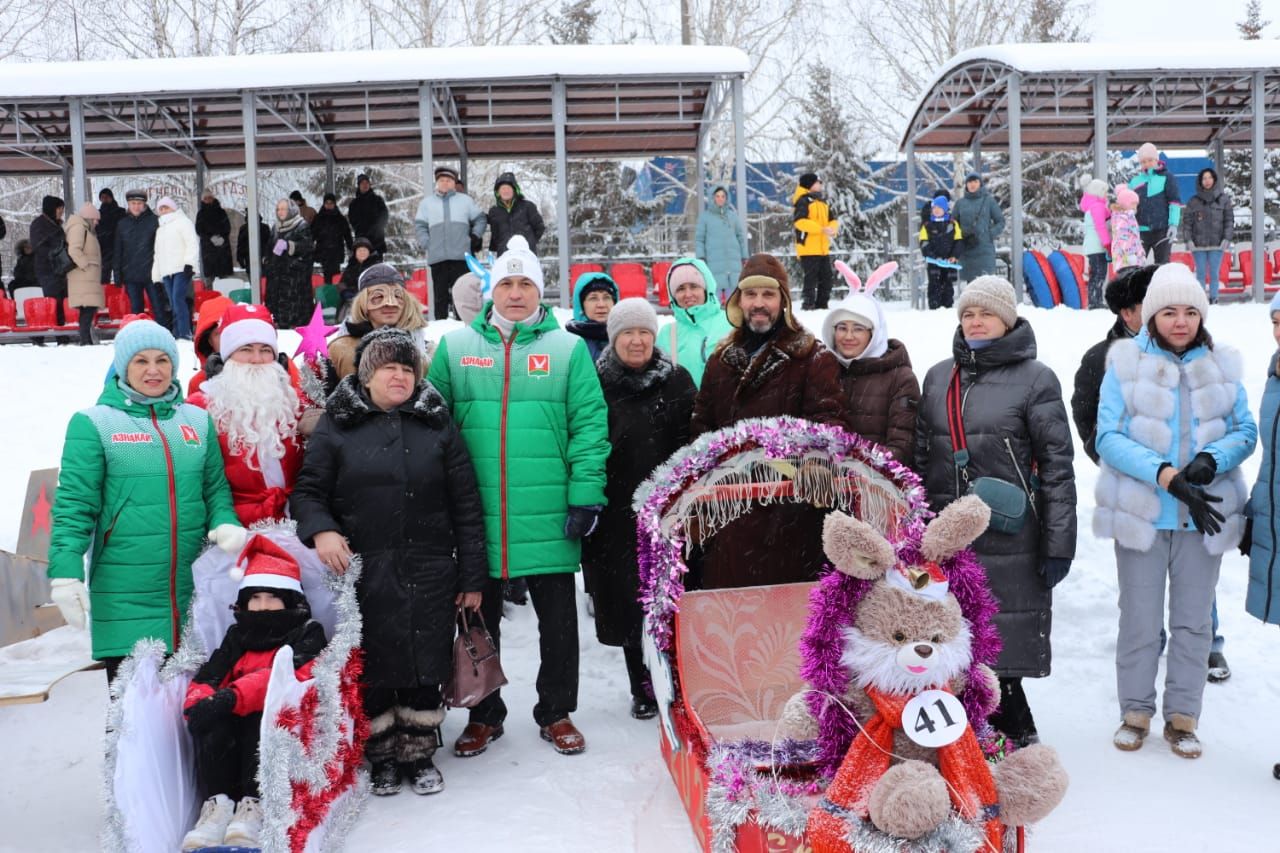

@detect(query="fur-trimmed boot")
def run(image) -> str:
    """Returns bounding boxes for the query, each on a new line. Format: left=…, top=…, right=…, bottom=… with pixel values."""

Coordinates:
left=366, top=709, right=402, bottom=796
left=1163, top=713, right=1202, bottom=759
left=1113, top=710, right=1150, bottom=751
left=398, top=706, right=447, bottom=795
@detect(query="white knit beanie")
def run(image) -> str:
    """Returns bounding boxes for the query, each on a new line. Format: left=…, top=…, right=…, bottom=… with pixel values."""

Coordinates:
left=1083, top=178, right=1108, bottom=199
left=1142, top=262, right=1209, bottom=326
left=606, top=297, right=659, bottom=344
left=1136, top=142, right=1159, bottom=162
left=490, top=235, right=545, bottom=297
left=955, top=275, right=1018, bottom=331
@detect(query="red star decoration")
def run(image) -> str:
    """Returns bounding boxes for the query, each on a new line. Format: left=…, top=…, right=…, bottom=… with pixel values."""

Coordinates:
left=30, top=484, right=52, bottom=536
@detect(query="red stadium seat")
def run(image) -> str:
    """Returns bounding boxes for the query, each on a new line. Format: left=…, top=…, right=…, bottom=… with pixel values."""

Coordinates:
left=311, top=273, right=326, bottom=288
left=613, top=272, right=649, bottom=300
left=569, top=263, right=604, bottom=284
left=193, top=278, right=206, bottom=293
left=61, top=300, right=80, bottom=328
left=0, top=299, right=15, bottom=330
left=23, top=297, right=57, bottom=330
left=609, top=262, right=646, bottom=280
left=405, top=280, right=429, bottom=307
left=1221, top=253, right=1235, bottom=283
left=410, top=268, right=429, bottom=283
left=1239, top=250, right=1274, bottom=285
left=651, top=261, right=673, bottom=306
left=106, top=290, right=131, bottom=321
left=1170, top=251, right=1195, bottom=268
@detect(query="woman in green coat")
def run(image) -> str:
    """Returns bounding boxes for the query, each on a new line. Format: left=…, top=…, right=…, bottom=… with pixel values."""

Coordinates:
left=658, top=258, right=733, bottom=387
left=48, top=320, right=243, bottom=682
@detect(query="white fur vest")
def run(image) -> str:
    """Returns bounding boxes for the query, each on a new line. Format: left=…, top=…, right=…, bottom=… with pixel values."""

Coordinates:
left=1093, top=338, right=1248, bottom=555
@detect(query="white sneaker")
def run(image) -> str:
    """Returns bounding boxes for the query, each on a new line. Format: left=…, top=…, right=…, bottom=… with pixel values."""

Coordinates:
left=182, top=794, right=235, bottom=850
left=222, top=796, right=264, bottom=847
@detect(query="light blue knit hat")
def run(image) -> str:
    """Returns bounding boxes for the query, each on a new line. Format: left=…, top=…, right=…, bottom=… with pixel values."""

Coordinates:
left=112, top=319, right=179, bottom=378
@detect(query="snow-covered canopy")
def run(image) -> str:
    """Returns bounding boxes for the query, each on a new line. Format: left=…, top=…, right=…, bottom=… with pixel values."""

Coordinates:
left=0, top=45, right=748, bottom=174
left=902, top=41, right=1280, bottom=151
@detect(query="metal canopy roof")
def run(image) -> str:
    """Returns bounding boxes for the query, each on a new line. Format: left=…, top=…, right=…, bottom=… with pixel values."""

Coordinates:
left=901, top=41, right=1280, bottom=152
left=0, top=45, right=749, bottom=174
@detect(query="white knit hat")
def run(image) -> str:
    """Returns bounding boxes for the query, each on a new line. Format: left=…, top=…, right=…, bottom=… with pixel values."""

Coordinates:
left=955, top=275, right=1018, bottom=331
left=1136, top=142, right=1159, bottom=161
left=607, top=297, right=659, bottom=344
left=1142, top=262, right=1209, bottom=326
left=490, top=235, right=544, bottom=297
left=1083, top=178, right=1108, bottom=198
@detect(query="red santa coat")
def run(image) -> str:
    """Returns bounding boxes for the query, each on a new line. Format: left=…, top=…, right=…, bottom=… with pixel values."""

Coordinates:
left=184, top=620, right=326, bottom=716
left=188, top=390, right=304, bottom=526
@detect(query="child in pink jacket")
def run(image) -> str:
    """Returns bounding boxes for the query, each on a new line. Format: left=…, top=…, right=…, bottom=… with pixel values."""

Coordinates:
left=1079, top=177, right=1111, bottom=307
left=1110, top=185, right=1145, bottom=271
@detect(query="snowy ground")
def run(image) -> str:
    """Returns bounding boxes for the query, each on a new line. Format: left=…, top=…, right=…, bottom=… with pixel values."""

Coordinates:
left=1, top=301, right=1278, bottom=852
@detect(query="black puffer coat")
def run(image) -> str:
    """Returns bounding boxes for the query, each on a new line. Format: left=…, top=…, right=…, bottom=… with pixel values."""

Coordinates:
left=113, top=206, right=158, bottom=285
left=96, top=199, right=125, bottom=280
left=915, top=319, right=1076, bottom=678
left=488, top=179, right=546, bottom=255
left=263, top=217, right=315, bottom=328
left=311, top=206, right=354, bottom=271
left=29, top=203, right=66, bottom=294
left=347, top=189, right=389, bottom=255
left=1071, top=317, right=1133, bottom=465
left=236, top=218, right=272, bottom=271
left=195, top=199, right=234, bottom=279
left=582, top=349, right=695, bottom=647
left=837, top=339, right=920, bottom=466
left=291, top=377, right=488, bottom=689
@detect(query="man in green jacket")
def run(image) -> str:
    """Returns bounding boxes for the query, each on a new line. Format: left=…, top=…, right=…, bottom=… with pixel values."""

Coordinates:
left=658, top=258, right=733, bottom=387
left=428, top=237, right=609, bottom=757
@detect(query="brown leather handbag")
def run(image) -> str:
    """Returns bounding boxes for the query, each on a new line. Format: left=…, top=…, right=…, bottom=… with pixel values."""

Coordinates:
left=443, top=608, right=508, bottom=708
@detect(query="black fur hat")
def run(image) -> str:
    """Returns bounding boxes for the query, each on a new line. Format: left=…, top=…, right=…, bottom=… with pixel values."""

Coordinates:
left=355, top=327, right=423, bottom=385
left=1104, top=264, right=1158, bottom=314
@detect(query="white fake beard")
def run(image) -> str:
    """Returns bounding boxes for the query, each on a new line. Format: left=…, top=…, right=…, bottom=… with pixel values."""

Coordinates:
left=204, top=359, right=299, bottom=470
left=841, top=624, right=972, bottom=696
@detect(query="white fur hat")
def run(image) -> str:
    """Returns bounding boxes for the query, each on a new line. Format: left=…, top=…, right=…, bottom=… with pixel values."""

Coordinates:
left=1142, top=262, right=1209, bottom=326
left=490, top=235, right=544, bottom=297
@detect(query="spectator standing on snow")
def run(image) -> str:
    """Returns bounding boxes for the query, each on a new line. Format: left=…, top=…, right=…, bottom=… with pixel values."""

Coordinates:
left=289, top=191, right=316, bottom=225
left=1079, top=178, right=1112, bottom=308
left=311, top=193, right=354, bottom=284
left=263, top=198, right=315, bottom=329
left=1129, top=142, right=1182, bottom=265
left=47, top=320, right=244, bottom=685
left=428, top=235, right=609, bottom=760
left=658, top=259, right=733, bottom=388
left=1095, top=263, right=1255, bottom=759
left=152, top=196, right=200, bottom=340
left=952, top=172, right=1005, bottom=282
left=115, top=190, right=165, bottom=325
left=696, top=186, right=748, bottom=301
left=792, top=172, right=838, bottom=310
left=347, top=173, right=389, bottom=257
left=1179, top=167, right=1233, bottom=304
left=918, top=195, right=962, bottom=309
left=916, top=276, right=1076, bottom=749
left=414, top=165, right=487, bottom=321
left=565, top=270, right=618, bottom=361
left=30, top=194, right=69, bottom=326
left=583, top=298, right=695, bottom=721
left=690, top=253, right=845, bottom=588
left=293, top=327, right=487, bottom=797
left=96, top=188, right=125, bottom=285
left=487, top=171, right=545, bottom=256
left=64, top=202, right=104, bottom=346
left=196, top=190, right=234, bottom=282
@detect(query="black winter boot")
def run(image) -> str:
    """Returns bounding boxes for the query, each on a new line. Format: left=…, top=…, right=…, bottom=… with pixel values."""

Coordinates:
left=370, top=761, right=401, bottom=796
left=407, top=757, right=444, bottom=795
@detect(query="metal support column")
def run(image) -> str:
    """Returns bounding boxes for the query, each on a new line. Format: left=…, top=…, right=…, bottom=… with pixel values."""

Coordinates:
left=68, top=98, right=88, bottom=207
left=459, top=151, right=469, bottom=188
left=1008, top=73, right=1025, bottom=301
left=62, top=165, right=73, bottom=210
left=325, top=154, right=336, bottom=196
left=553, top=80, right=571, bottom=308
left=905, top=141, right=920, bottom=309
left=1093, top=73, right=1108, bottom=182
left=418, top=83, right=434, bottom=314
left=195, top=159, right=206, bottom=201
left=1252, top=70, right=1266, bottom=302
left=732, top=77, right=748, bottom=241
left=969, top=138, right=981, bottom=182
left=1213, top=138, right=1225, bottom=170
left=241, top=92, right=262, bottom=304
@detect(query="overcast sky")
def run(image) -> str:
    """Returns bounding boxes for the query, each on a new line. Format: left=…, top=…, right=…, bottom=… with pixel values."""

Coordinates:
left=1091, top=0, right=1268, bottom=42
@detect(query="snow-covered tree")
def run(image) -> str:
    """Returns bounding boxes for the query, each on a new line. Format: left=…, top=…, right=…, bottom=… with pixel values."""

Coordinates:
left=1237, top=0, right=1269, bottom=39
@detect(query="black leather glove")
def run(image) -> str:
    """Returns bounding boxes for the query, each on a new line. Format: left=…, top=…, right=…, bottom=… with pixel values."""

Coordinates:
left=186, top=688, right=236, bottom=735
left=1239, top=516, right=1254, bottom=557
left=1182, top=452, right=1218, bottom=486
left=1040, top=557, right=1071, bottom=589
left=183, top=264, right=195, bottom=276
left=563, top=505, right=602, bottom=540
left=1167, top=471, right=1225, bottom=535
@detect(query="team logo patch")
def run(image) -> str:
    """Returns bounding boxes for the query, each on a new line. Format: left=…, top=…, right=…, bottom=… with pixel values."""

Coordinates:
left=460, top=356, right=495, bottom=368
left=527, top=354, right=550, bottom=376
left=180, top=424, right=201, bottom=447
left=111, top=432, right=153, bottom=444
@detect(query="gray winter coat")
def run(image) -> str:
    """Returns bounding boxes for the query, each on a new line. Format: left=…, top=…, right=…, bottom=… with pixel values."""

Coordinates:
left=915, top=319, right=1077, bottom=678
left=695, top=202, right=749, bottom=281
left=1179, top=186, right=1233, bottom=250
left=414, top=191, right=486, bottom=263
left=952, top=186, right=1005, bottom=281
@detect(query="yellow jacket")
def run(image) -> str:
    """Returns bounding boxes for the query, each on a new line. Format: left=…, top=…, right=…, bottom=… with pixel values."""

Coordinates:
left=792, top=185, right=838, bottom=256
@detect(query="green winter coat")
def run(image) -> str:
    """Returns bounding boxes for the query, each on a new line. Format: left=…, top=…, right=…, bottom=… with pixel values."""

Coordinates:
left=658, top=257, right=734, bottom=388
left=47, top=378, right=238, bottom=659
left=428, top=304, right=609, bottom=579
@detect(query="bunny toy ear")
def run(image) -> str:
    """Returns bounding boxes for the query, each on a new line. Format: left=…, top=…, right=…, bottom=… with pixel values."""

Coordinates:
left=862, top=261, right=898, bottom=298
left=833, top=260, right=861, bottom=293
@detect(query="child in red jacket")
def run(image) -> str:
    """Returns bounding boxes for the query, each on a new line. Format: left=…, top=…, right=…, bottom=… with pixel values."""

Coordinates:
left=180, top=535, right=327, bottom=851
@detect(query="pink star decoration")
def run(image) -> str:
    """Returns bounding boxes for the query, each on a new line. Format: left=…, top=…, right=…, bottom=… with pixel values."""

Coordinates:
left=294, top=303, right=338, bottom=362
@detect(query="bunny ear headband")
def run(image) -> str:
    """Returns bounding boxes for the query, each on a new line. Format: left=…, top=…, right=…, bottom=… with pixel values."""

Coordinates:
left=833, top=260, right=898, bottom=298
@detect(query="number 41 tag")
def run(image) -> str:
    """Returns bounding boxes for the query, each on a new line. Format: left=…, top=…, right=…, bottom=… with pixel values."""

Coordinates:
left=901, top=690, right=969, bottom=748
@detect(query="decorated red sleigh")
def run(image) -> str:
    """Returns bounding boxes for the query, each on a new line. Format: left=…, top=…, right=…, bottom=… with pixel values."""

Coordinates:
left=636, top=417, right=1035, bottom=853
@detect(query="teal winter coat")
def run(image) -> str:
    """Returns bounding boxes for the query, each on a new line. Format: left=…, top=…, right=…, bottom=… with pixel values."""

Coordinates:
left=1247, top=352, right=1280, bottom=623
left=658, top=258, right=734, bottom=388
left=695, top=200, right=748, bottom=289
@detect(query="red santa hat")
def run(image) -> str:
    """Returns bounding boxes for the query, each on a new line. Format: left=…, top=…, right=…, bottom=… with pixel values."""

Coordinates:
left=231, top=534, right=303, bottom=592
left=218, top=303, right=278, bottom=360
left=885, top=559, right=950, bottom=602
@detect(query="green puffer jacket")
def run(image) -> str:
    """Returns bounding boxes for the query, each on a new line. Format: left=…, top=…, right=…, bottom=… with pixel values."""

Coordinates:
left=48, top=378, right=238, bottom=659
left=658, top=257, right=734, bottom=388
left=428, top=304, right=609, bottom=579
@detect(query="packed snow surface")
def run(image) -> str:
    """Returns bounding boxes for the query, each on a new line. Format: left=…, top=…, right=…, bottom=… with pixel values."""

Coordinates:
left=1, top=302, right=1277, bottom=851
